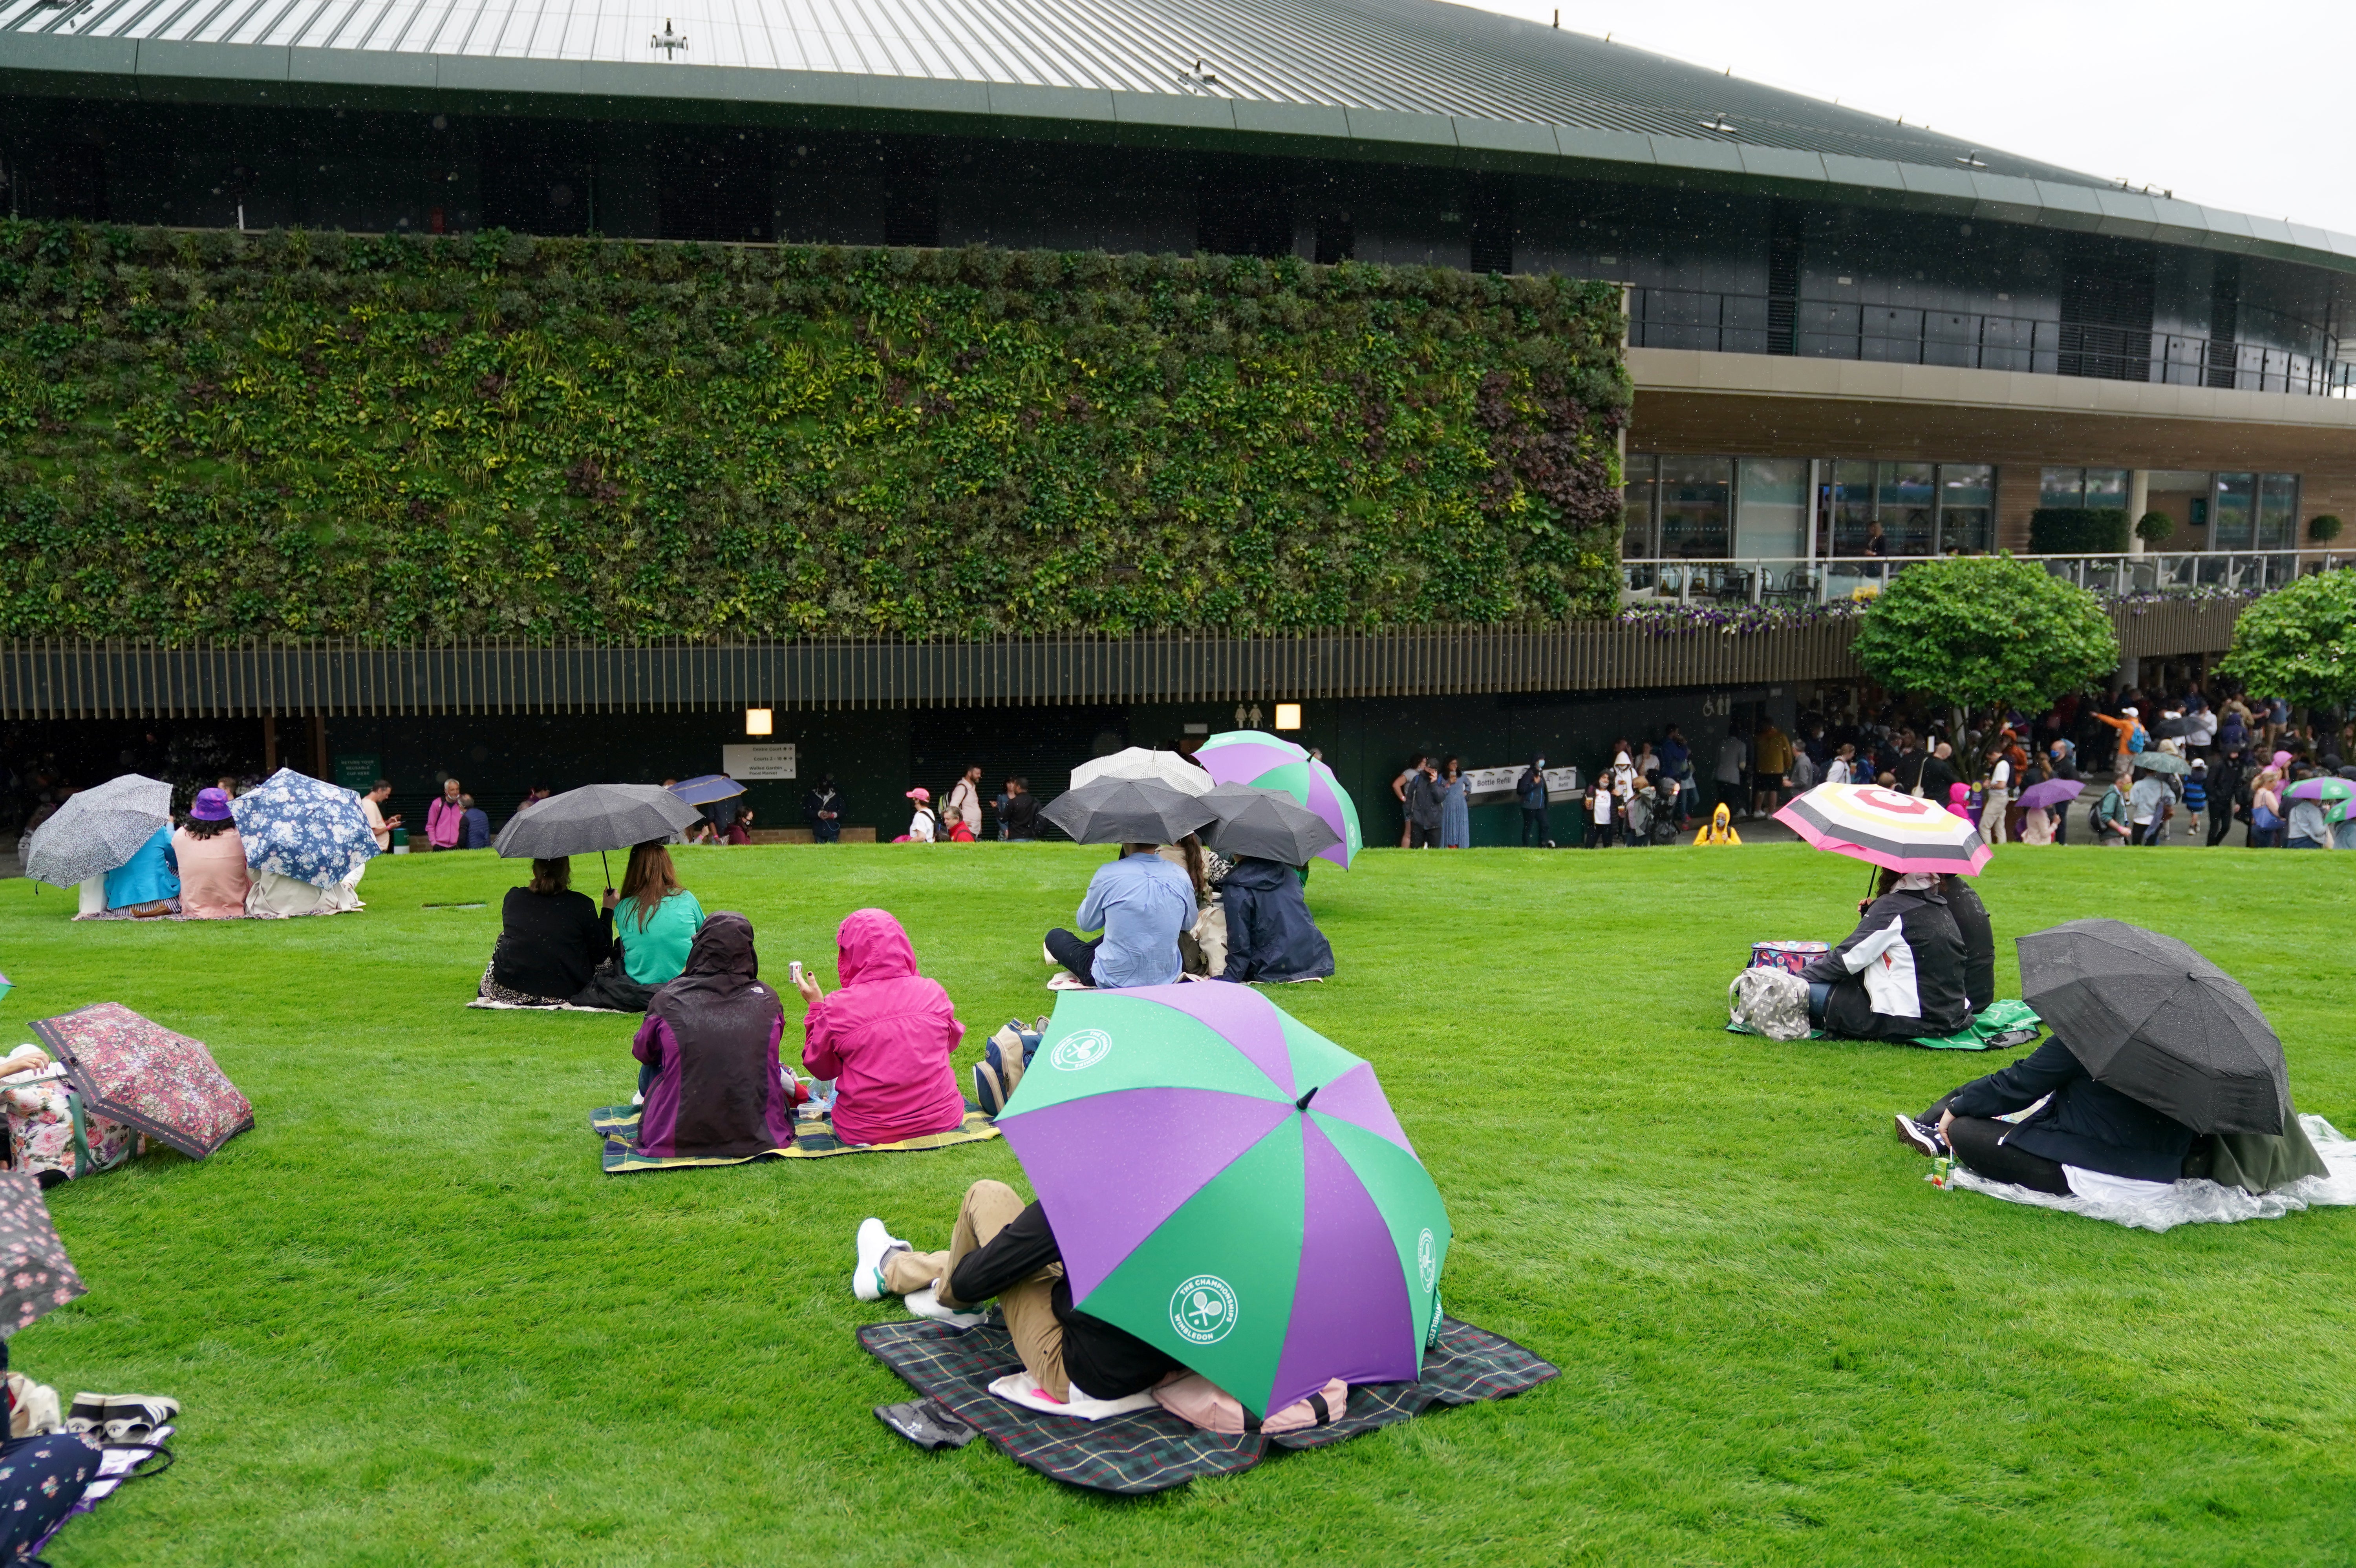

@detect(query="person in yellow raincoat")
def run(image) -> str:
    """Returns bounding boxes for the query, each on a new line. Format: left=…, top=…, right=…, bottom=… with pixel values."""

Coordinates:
left=1694, top=802, right=1742, bottom=845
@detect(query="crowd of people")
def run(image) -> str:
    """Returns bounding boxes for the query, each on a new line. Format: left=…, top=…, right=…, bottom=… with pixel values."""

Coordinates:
left=1434, top=675, right=2354, bottom=851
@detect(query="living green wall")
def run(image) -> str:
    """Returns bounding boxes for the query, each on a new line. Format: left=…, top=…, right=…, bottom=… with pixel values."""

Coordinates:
left=0, top=223, right=1628, bottom=643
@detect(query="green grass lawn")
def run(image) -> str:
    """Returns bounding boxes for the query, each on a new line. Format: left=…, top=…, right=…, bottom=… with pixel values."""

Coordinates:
left=5, top=841, right=2356, bottom=1566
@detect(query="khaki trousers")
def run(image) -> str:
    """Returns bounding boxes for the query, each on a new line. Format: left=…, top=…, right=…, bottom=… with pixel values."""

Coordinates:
left=880, top=1179, right=1070, bottom=1400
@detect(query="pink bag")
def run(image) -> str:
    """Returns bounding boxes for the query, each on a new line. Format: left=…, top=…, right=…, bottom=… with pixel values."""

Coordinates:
left=1749, top=941, right=1827, bottom=974
left=1151, top=1373, right=1348, bottom=1435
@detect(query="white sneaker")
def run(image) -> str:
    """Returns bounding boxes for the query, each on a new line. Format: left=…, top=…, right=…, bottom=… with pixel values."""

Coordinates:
left=1041, top=941, right=1057, bottom=964
left=905, top=1285, right=986, bottom=1329
left=853, top=1217, right=909, bottom=1301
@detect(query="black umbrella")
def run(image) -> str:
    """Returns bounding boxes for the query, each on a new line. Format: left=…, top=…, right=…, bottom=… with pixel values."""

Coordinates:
left=1195, top=782, right=1342, bottom=867
left=493, top=784, right=705, bottom=888
left=1040, top=776, right=1218, bottom=847
left=2016, top=918, right=2289, bottom=1135
left=2151, top=715, right=2195, bottom=739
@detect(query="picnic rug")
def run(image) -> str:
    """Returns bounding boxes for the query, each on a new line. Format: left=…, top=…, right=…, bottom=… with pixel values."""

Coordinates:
left=1727, top=998, right=2042, bottom=1051
left=859, top=1314, right=1557, bottom=1494
left=589, top=1105, right=1000, bottom=1171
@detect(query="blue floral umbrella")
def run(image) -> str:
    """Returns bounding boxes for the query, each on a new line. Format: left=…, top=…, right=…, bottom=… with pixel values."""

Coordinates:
left=229, top=768, right=380, bottom=888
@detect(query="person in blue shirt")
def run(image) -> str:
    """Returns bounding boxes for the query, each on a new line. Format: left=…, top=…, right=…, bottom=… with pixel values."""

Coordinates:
left=103, top=822, right=179, bottom=913
left=1044, top=842, right=1198, bottom=989
left=459, top=794, right=493, bottom=850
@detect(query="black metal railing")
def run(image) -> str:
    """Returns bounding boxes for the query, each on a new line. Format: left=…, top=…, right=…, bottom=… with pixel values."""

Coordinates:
left=1630, top=287, right=2354, bottom=396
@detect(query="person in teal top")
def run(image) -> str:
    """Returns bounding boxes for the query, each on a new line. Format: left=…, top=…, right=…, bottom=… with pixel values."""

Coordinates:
left=613, top=841, right=706, bottom=986
left=103, top=822, right=180, bottom=911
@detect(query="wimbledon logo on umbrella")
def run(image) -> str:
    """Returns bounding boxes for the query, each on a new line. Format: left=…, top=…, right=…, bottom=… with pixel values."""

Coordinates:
left=1418, top=1228, right=1438, bottom=1290
left=1050, top=1029, right=1112, bottom=1071
left=1170, top=1275, right=1238, bottom=1345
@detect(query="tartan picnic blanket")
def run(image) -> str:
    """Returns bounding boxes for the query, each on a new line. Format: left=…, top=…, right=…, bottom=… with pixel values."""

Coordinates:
left=590, top=1104, right=1000, bottom=1171
left=1726, top=997, right=2043, bottom=1051
left=859, top=1314, right=1557, bottom=1494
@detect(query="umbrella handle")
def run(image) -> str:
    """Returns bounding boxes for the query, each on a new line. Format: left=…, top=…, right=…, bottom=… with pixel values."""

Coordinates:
left=602, top=850, right=613, bottom=893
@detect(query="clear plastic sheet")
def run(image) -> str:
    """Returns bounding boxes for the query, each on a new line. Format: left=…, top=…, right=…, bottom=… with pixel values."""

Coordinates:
left=1944, top=1115, right=2356, bottom=1232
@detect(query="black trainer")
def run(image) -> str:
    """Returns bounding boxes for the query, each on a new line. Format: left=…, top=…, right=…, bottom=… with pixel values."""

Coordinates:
left=1893, top=1113, right=1945, bottom=1157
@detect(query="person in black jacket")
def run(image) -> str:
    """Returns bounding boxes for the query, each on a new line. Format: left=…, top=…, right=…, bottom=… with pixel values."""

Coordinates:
left=1000, top=777, right=1041, bottom=841
left=1940, top=875, right=1995, bottom=1016
left=803, top=775, right=846, bottom=844
left=1796, top=868, right=1970, bottom=1041
left=2206, top=746, right=2246, bottom=848
left=483, top=857, right=616, bottom=1004
left=1516, top=759, right=1551, bottom=847
left=1894, top=1036, right=2196, bottom=1193
left=1220, top=857, right=1336, bottom=984
left=854, top=1182, right=1181, bottom=1402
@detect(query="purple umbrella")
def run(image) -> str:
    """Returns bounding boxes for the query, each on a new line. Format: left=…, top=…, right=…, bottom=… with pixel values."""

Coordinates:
left=995, top=984, right=1449, bottom=1418
left=2014, top=778, right=2085, bottom=813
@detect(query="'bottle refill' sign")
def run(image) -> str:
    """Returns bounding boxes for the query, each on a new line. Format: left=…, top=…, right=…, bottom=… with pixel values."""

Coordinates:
left=721, top=744, right=798, bottom=780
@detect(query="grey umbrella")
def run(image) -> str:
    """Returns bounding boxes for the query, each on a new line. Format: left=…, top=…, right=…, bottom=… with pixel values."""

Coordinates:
left=2131, top=751, right=2190, bottom=776
left=492, top=785, right=704, bottom=888
left=2016, top=918, right=2289, bottom=1135
left=1039, top=776, right=1218, bottom=847
left=21, top=773, right=174, bottom=888
left=1196, top=782, right=1343, bottom=867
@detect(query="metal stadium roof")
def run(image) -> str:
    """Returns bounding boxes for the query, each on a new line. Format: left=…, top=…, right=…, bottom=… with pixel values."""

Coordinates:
left=3, top=0, right=2352, bottom=270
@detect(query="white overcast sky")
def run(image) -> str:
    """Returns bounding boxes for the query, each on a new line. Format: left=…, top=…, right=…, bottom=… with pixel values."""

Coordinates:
left=1463, top=0, right=2356, bottom=237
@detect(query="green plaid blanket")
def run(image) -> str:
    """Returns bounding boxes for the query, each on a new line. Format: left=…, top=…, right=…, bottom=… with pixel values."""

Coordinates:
left=590, top=1104, right=1000, bottom=1172
left=1727, top=998, right=2042, bottom=1052
left=858, top=1314, right=1557, bottom=1494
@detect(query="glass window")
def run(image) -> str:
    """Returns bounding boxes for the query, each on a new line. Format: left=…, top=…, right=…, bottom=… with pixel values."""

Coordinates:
left=2257, top=473, right=2299, bottom=550
left=2213, top=472, right=2255, bottom=550
left=1937, top=464, right=1994, bottom=554
left=1829, top=460, right=1877, bottom=557
left=1622, top=453, right=1660, bottom=558
left=1880, top=462, right=1937, bottom=556
left=2083, top=469, right=2129, bottom=511
left=1735, top=459, right=1809, bottom=560
left=2040, top=467, right=2085, bottom=509
left=1658, top=457, right=1730, bottom=558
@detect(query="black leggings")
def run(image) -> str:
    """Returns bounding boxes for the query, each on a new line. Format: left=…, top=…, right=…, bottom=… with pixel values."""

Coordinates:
left=1921, top=1092, right=2069, bottom=1194
left=1044, top=928, right=1098, bottom=985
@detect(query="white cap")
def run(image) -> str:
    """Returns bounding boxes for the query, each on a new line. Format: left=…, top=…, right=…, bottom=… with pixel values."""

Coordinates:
left=2122, top=706, right=2138, bottom=717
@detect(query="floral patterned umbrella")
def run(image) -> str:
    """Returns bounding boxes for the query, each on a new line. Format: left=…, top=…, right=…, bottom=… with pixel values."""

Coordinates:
left=229, top=768, right=379, bottom=888
left=0, top=1173, right=86, bottom=1336
left=31, top=1003, right=254, bottom=1160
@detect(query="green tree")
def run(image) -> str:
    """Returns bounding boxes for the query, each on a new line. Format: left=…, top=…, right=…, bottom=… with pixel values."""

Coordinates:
left=1851, top=557, right=2120, bottom=752
left=2218, top=567, right=2356, bottom=714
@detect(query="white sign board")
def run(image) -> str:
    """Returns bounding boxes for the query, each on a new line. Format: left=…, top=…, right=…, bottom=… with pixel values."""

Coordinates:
left=1462, top=765, right=1580, bottom=806
left=722, top=744, right=798, bottom=781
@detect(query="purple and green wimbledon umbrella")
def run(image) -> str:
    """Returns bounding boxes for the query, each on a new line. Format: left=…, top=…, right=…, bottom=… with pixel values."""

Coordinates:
left=2283, top=776, right=2354, bottom=824
left=995, top=984, right=1448, bottom=1419
left=1194, top=731, right=1362, bottom=869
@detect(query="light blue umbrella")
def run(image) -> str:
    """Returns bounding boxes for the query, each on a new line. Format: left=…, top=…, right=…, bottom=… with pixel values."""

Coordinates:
left=668, top=775, right=746, bottom=808
left=229, top=768, right=379, bottom=888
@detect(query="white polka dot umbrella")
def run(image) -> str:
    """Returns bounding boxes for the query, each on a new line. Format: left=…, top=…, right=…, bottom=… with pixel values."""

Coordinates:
left=1773, top=783, right=1992, bottom=876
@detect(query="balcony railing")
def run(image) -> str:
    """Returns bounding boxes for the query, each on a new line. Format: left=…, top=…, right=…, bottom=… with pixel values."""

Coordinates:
left=1630, top=287, right=2355, bottom=397
left=1621, top=550, right=2353, bottom=607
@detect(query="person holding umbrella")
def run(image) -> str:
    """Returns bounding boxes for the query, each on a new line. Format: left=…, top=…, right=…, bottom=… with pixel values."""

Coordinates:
left=1039, top=777, right=1217, bottom=989
left=1895, top=920, right=2290, bottom=1195
left=1194, top=783, right=1343, bottom=985
left=480, top=857, right=618, bottom=1007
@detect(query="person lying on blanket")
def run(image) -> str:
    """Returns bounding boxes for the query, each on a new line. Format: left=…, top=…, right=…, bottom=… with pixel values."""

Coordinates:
left=1893, top=1036, right=2194, bottom=1196
left=852, top=1182, right=1181, bottom=1404
left=796, top=909, right=967, bottom=1147
left=1793, top=868, right=1970, bottom=1042
left=629, top=912, right=804, bottom=1159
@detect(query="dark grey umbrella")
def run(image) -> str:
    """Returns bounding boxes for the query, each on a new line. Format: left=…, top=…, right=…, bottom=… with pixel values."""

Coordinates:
left=1196, top=782, right=1342, bottom=867
left=494, top=784, right=703, bottom=862
left=1039, top=776, right=1218, bottom=847
left=2016, top=918, right=2289, bottom=1135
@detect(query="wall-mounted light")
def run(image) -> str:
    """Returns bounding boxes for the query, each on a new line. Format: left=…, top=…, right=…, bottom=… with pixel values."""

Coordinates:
left=1274, top=704, right=1303, bottom=732
left=745, top=708, right=774, bottom=736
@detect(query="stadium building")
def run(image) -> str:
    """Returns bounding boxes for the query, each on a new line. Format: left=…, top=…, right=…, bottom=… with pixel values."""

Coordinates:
left=2, top=0, right=2350, bottom=840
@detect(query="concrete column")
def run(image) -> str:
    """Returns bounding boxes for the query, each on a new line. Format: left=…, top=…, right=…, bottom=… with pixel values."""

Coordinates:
left=2127, top=470, right=2150, bottom=557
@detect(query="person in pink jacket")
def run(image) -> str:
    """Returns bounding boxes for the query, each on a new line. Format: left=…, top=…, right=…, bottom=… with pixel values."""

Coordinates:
left=425, top=779, right=465, bottom=850
left=797, top=908, right=967, bottom=1147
